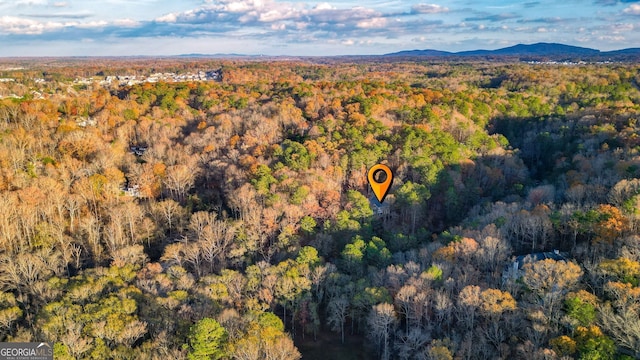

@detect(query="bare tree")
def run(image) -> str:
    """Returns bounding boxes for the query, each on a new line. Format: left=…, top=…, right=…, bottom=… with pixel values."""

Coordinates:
left=64, top=195, right=81, bottom=233
left=457, top=285, right=480, bottom=331
left=475, top=235, right=510, bottom=285
left=151, top=199, right=184, bottom=236
left=599, top=305, right=640, bottom=358
left=433, top=290, right=452, bottom=333
left=59, top=322, right=92, bottom=358
left=395, top=285, right=417, bottom=334
left=504, top=207, right=553, bottom=252
left=163, top=164, right=195, bottom=202
left=79, top=214, right=103, bottom=264
left=609, top=179, right=640, bottom=207
left=394, top=328, right=430, bottom=360
left=367, top=303, right=397, bottom=360
left=188, top=211, right=236, bottom=273
left=327, top=295, right=349, bottom=344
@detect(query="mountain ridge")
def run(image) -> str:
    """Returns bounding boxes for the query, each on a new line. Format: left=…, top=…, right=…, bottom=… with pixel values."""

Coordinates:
left=384, top=42, right=640, bottom=59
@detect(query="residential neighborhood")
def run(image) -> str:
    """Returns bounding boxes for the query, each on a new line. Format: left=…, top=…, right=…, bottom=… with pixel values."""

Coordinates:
left=99, top=69, right=222, bottom=86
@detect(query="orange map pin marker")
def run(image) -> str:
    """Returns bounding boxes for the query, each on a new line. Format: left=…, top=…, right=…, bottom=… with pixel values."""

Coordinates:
left=368, top=164, right=393, bottom=203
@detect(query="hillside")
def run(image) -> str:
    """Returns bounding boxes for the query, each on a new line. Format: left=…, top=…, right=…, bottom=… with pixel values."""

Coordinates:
left=385, top=42, right=640, bottom=60
left=0, top=59, right=640, bottom=359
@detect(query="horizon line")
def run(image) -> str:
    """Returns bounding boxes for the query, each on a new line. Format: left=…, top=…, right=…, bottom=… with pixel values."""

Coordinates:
left=1, top=42, right=639, bottom=60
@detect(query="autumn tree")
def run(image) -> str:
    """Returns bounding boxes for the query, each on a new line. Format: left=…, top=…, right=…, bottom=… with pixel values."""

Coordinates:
left=231, top=313, right=300, bottom=360
left=457, top=285, right=480, bottom=331
left=522, top=259, right=583, bottom=330
left=478, top=288, right=516, bottom=321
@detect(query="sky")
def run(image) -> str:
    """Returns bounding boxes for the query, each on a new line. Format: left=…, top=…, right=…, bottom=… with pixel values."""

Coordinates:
left=0, top=0, right=639, bottom=56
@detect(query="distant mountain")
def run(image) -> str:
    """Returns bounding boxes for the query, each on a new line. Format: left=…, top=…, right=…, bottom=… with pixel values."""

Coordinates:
left=602, top=48, right=640, bottom=56
left=383, top=49, right=453, bottom=57
left=459, top=43, right=600, bottom=56
left=177, top=53, right=252, bottom=58
left=384, top=42, right=640, bottom=60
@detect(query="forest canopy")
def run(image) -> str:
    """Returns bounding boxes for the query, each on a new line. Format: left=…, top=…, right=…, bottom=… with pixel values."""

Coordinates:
left=0, top=58, right=640, bottom=359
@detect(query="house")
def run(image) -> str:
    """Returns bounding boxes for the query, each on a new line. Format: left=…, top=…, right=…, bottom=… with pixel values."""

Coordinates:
left=129, top=145, right=148, bottom=156
left=121, top=177, right=141, bottom=197
left=76, top=117, right=96, bottom=127
left=369, top=195, right=391, bottom=216
left=206, top=69, right=223, bottom=81
left=123, top=184, right=141, bottom=197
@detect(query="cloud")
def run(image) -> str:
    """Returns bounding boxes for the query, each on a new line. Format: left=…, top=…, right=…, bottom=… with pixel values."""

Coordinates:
left=598, top=35, right=625, bottom=41
left=113, top=18, right=139, bottom=27
left=357, top=17, right=387, bottom=29
left=15, top=0, right=47, bottom=5
left=0, top=0, right=410, bottom=45
left=0, top=16, right=65, bottom=34
left=597, top=0, right=639, bottom=6
left=307, top=6, right=380, bottom=24
left=155, top=0, right=306, bottom=25
left=21, top=12, right=94, bottom=19
left=465, top=13, right=521, bottom=22
left=517, top=17, right=567, bottom=24
left=4, top=0, right=634, bottom=56
left=411, top=4, right=449, bottom=14
left=610, top=23, right=634, bottom=31
left=76, top=20, right=108, bottom=29
left=155, top=13, right=177, bottom=23
left=147, top=0, right=388, bottom=41
left=314, top=3, right=334, bottom=11
left=0, top=14, right=136, bottom=37
left=623, top=4, right=640, bottom=13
